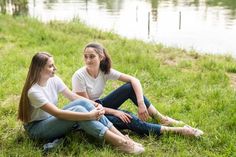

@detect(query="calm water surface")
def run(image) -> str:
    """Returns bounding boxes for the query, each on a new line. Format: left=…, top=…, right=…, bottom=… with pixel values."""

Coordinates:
left=2, top=0, right=236, bottom=56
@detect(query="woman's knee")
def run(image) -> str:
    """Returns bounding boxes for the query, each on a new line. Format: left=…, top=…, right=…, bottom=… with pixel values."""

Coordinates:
left=72, top=99, right=89, bottom=105
left=68, top=105, right=88, bottom=113
left=72, top=99, right=95, bottom=110
left=123, top=83, right=135, bottom=93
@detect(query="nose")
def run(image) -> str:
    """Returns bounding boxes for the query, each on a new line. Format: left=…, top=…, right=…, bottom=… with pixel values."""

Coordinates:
left=53, top=65, right=57, bottom=71
left=85, top=58, right=92, bottom=64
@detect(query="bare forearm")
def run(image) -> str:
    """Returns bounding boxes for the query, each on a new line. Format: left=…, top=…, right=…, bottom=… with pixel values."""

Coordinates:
left=74, top=92, right=98, bottom=106
left=104, top=107, right=117, bottom=115
left=62, top=88, right=95, bottom=106
left=119, top=74, right=144, bottom=105
left=70, top=92, right=88, bottom=101
left=41, top=103, right=100, bottom=121
left=54, top=109, right=93, bottom=121
left=131, top=78, right=144, bottom=104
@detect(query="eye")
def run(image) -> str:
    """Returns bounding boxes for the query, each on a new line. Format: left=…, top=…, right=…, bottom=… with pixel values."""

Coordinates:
left=84, top=55, right=88, bottom=59
left=89, top=55, right=96, bottom=59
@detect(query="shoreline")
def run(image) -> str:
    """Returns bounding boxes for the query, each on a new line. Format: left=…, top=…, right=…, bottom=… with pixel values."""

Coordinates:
left=0, top=14, right=236, bottom=156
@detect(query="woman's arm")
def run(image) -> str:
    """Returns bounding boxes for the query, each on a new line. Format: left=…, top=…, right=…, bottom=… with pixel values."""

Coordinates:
left=105, top=107, right=132, bottom=123
left=75, top=91, right=90, bottom=99
left=62, top=87, right=99, bottom=107
left=75, top=91, right=132, bottom=123
left=62, top=87, right=87, bottom=101
left=118, top=73, right=149, bottom=121
left=40, top=103, right=104, bottom=121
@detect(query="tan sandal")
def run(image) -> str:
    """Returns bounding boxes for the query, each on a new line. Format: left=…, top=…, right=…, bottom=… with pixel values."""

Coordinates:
left=124, top=135, right=143, bottom=147
left=182, top=126, right=204, bottom=137
left=117, top=140, right=145, bottom=154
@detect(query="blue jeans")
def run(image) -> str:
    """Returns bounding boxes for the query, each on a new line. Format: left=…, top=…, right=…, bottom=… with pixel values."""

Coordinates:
left=96, top=83, right=161, bottom=136
left=24, top=99, right=113, bottom=141
left=106, top=110, right=161, bottom=136
left=96, top=83, right=151, bottom=109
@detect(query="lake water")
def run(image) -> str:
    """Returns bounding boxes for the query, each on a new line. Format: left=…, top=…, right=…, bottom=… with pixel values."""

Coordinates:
left=2, top=0, right=236, bottom=56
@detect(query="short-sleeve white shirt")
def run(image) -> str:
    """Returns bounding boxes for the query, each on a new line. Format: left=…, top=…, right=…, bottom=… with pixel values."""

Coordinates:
left=28, top=75, right=66, bottom=122
left=72, top=67, right=121, bottom=100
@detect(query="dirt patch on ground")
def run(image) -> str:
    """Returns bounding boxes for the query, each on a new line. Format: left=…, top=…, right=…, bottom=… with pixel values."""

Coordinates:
left=0, top=95, right=20, bottom=107
left=163, top=59, right=177, bottom=66
left=159, top=53, right=199, bottom=67
left=226, top=73, right=236, bottom=89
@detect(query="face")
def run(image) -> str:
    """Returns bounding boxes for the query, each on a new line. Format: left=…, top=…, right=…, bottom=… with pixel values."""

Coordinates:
left=84, top=47, right=102, bottom=69
left=40, top=57, right=57, bottom=79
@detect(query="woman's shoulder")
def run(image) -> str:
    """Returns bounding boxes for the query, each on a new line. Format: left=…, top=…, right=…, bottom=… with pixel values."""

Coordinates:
left=110, top=68, right=120, bottom=73
left=27, top=83, right=41, bottom=96
left=104, top=68, right=121, bottom=80
left=109, top=68, right=122, bottom=75
left=74, top=67, right=86, bottom=75
left=72, top=67, right=88, bottom=80
left=51, top=75, right=64, bottom=82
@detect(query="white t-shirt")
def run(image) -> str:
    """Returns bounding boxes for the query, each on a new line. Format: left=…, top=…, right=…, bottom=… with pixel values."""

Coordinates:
left=72, top=67, right=121, bottom=100
left=28, top=75, right=66, bottom=122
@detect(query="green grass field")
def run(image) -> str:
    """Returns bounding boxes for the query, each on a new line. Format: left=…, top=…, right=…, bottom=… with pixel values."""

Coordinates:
left=0, top=14, right=236, bottom=156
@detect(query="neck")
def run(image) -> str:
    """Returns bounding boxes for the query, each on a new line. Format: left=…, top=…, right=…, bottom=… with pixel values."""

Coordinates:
left=38, top=77, right=49, bottom=87
left=86, top=67, right=99, bottom=78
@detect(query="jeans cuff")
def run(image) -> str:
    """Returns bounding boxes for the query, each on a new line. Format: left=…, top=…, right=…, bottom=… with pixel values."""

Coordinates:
left=99, top=126, right=109, bottom=139
left=107, top=121, right=113, bottom=129
left=98, top=121, right=113, bottom=139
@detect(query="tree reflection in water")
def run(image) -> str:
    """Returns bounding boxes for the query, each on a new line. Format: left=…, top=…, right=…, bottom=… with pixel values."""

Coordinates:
left=0, top=0, right=28, bottom=16
left=1, top=0, right=236, bottom=20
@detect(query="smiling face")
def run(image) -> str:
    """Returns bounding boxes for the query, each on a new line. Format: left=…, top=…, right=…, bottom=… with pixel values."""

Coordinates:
left=84, top=47, right=102, bottom=70
left=40, top=57, right=57, bottom=80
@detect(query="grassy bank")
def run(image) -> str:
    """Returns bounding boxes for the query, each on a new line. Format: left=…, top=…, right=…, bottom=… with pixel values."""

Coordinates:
left=0, top=14, right=236, bottom=156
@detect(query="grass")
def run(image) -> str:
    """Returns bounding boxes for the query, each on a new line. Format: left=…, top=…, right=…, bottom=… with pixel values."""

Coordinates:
left=0, top=14, right=236, bottom=156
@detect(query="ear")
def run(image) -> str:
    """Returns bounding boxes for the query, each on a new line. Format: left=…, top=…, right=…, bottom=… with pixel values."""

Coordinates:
left=100, top=56, right=104, bottom=61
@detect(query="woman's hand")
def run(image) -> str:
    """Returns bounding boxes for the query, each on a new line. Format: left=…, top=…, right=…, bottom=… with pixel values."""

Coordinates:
left=89, top=107, right=105, bottom=120
left=113, top=110, right=133, bottom=123
left=94, top=102, right=103, bottom=110
left=138, top=103, right=149, bottom=121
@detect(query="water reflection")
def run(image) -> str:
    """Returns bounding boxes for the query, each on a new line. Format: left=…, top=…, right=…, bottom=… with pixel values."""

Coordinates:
left=207, top=0, right=236, bottom=10
left=0, top=0, right=28, bottom=16
left=207, top=0, right=236, bottom=26
left=1, top=0, right=236, bottom=26
left=44, top=0, right=58, bottom=9
left=1, top=0, right=236, bottom=55
left=1, top=0, right=236, bottom=22
left=149, top=0, right=159, bottom=22
left=96, top=0, right=123, bottom=13
left=152, top=0, right=236, bottom=28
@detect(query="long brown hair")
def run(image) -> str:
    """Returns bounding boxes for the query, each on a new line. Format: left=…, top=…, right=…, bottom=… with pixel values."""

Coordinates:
left=84, top=42, right=112, bottom=74
left=18, top=52, right=52, bottom=123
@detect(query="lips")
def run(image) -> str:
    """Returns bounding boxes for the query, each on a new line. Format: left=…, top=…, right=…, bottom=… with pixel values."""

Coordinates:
left=87, top=63, right=93, bottom=66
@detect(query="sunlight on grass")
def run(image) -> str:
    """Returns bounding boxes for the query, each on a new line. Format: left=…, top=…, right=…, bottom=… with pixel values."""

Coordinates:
left=0, top=14, right=236, bottom=156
